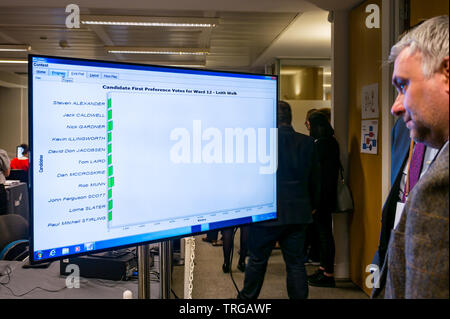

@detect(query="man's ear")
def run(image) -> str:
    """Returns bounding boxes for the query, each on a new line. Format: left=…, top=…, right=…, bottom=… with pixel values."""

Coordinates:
left=442, top=56, right=449, bottom=94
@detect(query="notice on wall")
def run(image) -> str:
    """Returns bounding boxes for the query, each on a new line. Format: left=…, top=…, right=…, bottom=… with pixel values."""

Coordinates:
left=361, top=119, right=378, bottom=154
left=361, top=83, right=379, bottom=119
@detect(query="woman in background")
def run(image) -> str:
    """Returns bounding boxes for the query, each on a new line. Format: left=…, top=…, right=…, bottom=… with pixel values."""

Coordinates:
left=302, top=108, right=320, bottom=264
left=306, top=112, right=340, bottom=288
left=10, top=143, right=29, bottom=172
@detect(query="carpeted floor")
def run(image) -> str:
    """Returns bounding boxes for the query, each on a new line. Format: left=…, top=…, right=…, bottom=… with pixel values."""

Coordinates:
left=171, top=230, right=368, bottom=299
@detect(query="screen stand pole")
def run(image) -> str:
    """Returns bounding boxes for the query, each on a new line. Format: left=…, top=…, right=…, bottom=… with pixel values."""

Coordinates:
left=159, top=240, right=172, bottom=299
left=137, top=244, right=151, bottom=299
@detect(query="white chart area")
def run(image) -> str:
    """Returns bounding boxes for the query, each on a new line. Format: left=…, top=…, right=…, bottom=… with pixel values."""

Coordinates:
left=109, top=92, right=275, bottom=228
left=31, top=60, right=277, bottom=252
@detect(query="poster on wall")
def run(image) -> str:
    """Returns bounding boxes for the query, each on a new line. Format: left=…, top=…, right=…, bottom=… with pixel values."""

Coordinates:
left=361, top=83, right=379, bottom=119
left=361, top=119, right=378, bottom=154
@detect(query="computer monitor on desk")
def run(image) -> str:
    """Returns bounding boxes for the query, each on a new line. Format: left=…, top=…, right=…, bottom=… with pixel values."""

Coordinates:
left=29, top=54, right=278, bottom=264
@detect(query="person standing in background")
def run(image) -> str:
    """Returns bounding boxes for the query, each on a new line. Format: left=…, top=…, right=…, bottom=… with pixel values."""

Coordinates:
left=0, top=148, right=11, bottom=215
left=10, top=143, right=29, bottom=172
left=303, top=107, right=332, bottom=266
left=303, top=108, right=320, bottom=264
left=304, top=108, right=317, bottom=132
left=306, top=112, right=340, bottom=288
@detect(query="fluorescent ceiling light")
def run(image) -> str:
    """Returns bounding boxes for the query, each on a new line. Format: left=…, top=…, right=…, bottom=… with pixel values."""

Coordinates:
left=106, top=46, right=209, bottom=55
left=109, top=50, right=207, bottom=55
left=0, top=58, right=28, bottom=64
left=130, top=61, right=206, bottom=68
left=323, top=84, right=331, bottom=88
left=81, top=15, right=220, bottom=28
left=323, top=71, right=331, bottom=76
left=0, top=44, right=31, bottom=52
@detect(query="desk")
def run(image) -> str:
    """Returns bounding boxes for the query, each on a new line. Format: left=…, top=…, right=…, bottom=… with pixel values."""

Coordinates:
left=0, top=257, right=161, bottom=299
left=5, top=182, right=29, bottom=222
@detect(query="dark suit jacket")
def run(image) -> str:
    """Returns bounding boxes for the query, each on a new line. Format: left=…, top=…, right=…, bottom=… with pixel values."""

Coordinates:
left=373, top=119, right=410, bottom=267
left=261, top=125, right=319, bottom=227
left=314, top=136, right=340, bottom=213
left=374, top=141, right=449, bottom=298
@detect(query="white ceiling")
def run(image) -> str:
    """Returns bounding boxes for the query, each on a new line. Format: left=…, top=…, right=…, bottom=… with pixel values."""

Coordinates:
left=0, top=0, right=363, bottom=78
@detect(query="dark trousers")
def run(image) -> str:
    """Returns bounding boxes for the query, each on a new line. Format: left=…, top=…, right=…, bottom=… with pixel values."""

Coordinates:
left=239, top=224, right=308, bottom=299
left=206, top=230, right=219, bottom=241
left=304, top=223, right=320, bottom=261
left=222, top=226, right=248, bottom=265
left=314, top=209, right=335, bottom=274
left=0, top=184, right=7, bottom=216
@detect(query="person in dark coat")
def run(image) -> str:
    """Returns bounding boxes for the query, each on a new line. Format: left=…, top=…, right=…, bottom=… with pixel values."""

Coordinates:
left=306, top=111, right=340, bottom=288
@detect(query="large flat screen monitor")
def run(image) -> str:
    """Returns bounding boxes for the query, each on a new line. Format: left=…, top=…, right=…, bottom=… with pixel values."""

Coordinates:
left=29, top=55, right=278, bottom=263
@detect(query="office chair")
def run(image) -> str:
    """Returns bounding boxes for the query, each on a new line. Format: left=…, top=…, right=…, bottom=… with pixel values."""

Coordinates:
left=0, top=214, right=29, bottom=261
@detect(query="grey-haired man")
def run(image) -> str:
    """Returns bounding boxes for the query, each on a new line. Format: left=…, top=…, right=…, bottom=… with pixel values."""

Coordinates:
left=373, top=15, right=449, bottom=299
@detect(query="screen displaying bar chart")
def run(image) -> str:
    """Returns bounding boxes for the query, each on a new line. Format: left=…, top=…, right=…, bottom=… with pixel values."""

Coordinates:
left=29, top=55, right=278, bottom=263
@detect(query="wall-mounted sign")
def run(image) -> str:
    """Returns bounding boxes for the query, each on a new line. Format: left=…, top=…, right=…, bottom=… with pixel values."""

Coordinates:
left=361, top=119, right=378, bottom=154
left=361, top=83, right=379, bottom=119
